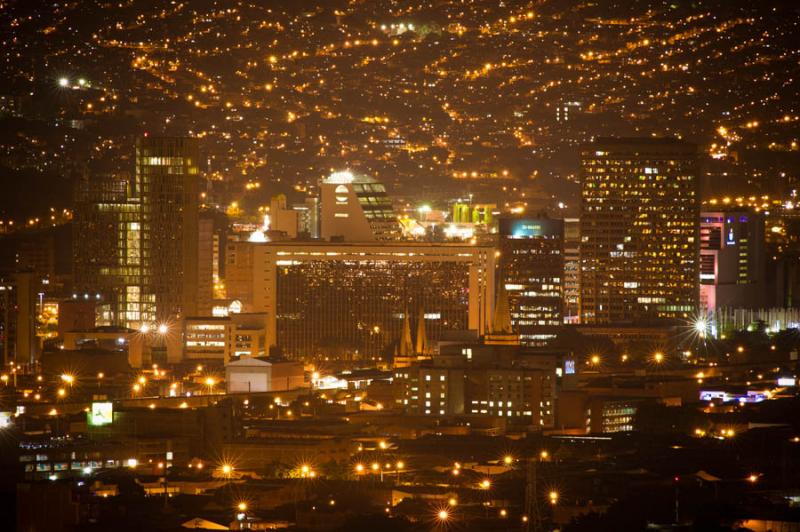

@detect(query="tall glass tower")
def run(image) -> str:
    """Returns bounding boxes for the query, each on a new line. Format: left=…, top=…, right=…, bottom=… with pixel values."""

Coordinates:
left=580, top=138, right=699, bottom=324
left=74, top=137, right=200, bottom=328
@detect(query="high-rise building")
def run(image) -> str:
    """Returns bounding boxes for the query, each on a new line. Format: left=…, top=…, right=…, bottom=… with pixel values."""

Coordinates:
left=225, top=241, right=495, bottom=361
left=563, top=218, right=581, bottom=323
left=73, top=171, right=143, bottom=326
left=269, top=194, right=299, bottom=238
left=498, top=216, right=564, bottom=346
left=580, top=138, right=699, bottom=324
left=136, top=136, right=200, bottom=321
left=319, top=170, right=400, bottom=241
left=296, top=197, right=320, bottom=239
left=74, top=137, right=200, bottom=328
left=699, top=210, right=765, bottom=310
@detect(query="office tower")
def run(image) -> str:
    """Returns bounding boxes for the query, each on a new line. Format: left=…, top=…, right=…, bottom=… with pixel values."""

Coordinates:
left=197, top=210, right=228, bottom=313
left=299, top=197, right=320, bottom=239
left=73, top=171, right=143, bottom=326
left=700, top=210, right=765, bottom=310
left=197, top=217, right=214, bottom=315
left=225, top=241, right=495, bottom=361
left=563, top=218, right=581, bottom=323
left=136, top=136, right=200, bottom=321
left=580, top=138, right=699, bottom=324
left=498, top=216, right=564, bottom=346
left=269, top=194, right=299, bottom=238
left=74, top=137, right=200, bottom=328
left=319, top=170, right=400, bottom=241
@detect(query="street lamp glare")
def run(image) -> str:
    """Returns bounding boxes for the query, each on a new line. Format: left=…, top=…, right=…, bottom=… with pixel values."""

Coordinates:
left=694, top=318, right=707, bottom=334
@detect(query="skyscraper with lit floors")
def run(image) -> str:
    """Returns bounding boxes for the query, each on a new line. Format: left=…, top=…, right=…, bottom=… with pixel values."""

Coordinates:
left=579, top=138, right=699, bottom=324
left=74, top=137, right=200, bottom=328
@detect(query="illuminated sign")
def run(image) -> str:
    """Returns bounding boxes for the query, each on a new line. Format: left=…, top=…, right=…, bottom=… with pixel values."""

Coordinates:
left=778, top=377, right=796, bottom=387
left=700, top=390, right=766, bottom=403
left=88, top=402, right=113, bottom=426
left=0, top=412, right=11, bottom=429
left=499, top=218, right=563, bottom=239
left=564, top=360, right=576, bottom=375
left=726, top=227, right=736, bottom=245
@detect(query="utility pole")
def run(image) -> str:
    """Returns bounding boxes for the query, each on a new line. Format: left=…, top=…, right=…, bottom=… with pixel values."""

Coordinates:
left=1, top=285, right=9, bottom=367
left=525, top=456, right=543, bottom=532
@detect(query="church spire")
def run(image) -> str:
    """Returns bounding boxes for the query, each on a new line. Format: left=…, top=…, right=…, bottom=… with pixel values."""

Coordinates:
left=484, top=268, right=520, bottom=346
left=415, top=305, right=429, bottom=355
left=492, top=278, right=513, bottom=335
left=399, top=308, right=413, bottom=356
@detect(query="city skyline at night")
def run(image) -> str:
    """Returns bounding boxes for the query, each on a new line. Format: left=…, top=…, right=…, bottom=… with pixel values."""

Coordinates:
left=1, top=1, right=800, bottom=531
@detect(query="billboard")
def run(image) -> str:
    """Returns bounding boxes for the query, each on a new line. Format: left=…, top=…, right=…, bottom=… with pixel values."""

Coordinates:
left=88, top=402, right=113, bottom=426
left=499, top=217, right=564, bottom=239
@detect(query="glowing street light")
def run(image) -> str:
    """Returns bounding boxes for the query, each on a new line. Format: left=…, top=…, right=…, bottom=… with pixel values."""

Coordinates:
left=653, top=352, right=665, bottom=364
left=694, top=317, right=708, bottom=338
left=503, top=455, right=513, bottom=465
left=61, top=374, right=75, bottom=385
left=237, top=502, right=248, bottom=511
left=221, top=464, right=233, bottom=476
left=140, top=323, right=150, bottom=334
left=437, top=509, right=449, bottom=522
left=549, top=490, right=559, bottom=504
left=355, top=463, right=364, bottom=473
left=58, top=77, right=69, bottom=87
left=480, top=479, right=491, bottom=489
left=158, top=323, right=168, bottom=335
